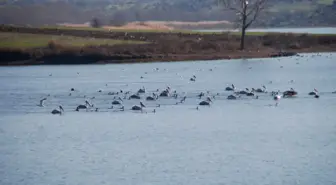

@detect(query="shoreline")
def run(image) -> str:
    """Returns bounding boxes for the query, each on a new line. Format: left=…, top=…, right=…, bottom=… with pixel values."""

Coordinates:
left=1, top=50, right=334, bottom=66
left=1, top=25, right=336, bottom=66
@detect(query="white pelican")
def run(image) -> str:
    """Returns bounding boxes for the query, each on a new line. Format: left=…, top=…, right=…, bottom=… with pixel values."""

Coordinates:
left=76, top=105, right=87, bottom=111
left=112, top=99, right=122, bottom=105
left=283, top=88, right=298, bottom=98
left=38, top=98, right=47, bottom=107
left=76, top=101, right=92, bottom=111
left=132, top=102, right=145, bottom=111
left=138, top=87, right=146, bottom=93
left=51, top=106, right=64, bottom=115
left=85, top=100, right=93, bottom=107
left=274, top=94, right=281, bottom=100
left=146, top=96, right=156, bottom=101
left=225, top=84, right=235, bottom=91
left=308, top=88, right=318, bottom=96
left=227, top=95, right=238, bottom=100
left=199, top=97, right=212, bottom=106
left=129, top=94, right=141, bottom=99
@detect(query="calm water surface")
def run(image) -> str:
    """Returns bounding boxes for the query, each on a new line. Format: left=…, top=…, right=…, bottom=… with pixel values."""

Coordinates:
left=198, top=27, right=336, bottom=34
left=1, top=53, right=336, bottom=185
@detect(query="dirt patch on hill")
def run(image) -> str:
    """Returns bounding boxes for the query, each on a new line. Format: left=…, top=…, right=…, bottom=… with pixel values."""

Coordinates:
left=59, top=20, right=233, bottom=31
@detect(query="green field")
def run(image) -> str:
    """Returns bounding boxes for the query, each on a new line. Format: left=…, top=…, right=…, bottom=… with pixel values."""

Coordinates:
left=1, top=28, right=334, bottom=50
left=0, top=32, right=146, bottom=49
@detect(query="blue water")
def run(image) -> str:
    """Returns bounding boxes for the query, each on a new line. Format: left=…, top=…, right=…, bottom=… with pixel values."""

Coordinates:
left=0, top=53, right=336, bottom=185
left=198, top=27, right=336, bottom=34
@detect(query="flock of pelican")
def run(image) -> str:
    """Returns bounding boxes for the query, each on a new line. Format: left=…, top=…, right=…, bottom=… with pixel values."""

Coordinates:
left=36, top=53, right=335, bottom=115
left=38, top=81, right=334, bottom=115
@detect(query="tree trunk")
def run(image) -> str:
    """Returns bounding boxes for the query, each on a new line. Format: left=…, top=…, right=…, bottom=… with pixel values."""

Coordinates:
left=240, top=16, right=246, bottom=50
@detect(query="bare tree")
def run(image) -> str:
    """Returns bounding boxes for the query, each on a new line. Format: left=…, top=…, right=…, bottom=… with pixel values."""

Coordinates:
left=218, top=0, right=267, bottom=50
left=91, top=17, right=101, bottom=28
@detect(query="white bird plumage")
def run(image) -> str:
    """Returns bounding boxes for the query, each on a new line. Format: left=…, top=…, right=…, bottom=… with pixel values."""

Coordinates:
left=38, top=98, right=47, bottom=107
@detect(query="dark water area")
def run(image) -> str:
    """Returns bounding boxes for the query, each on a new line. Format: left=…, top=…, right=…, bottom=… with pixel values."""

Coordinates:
left=0, top=53, right=336, bottom=185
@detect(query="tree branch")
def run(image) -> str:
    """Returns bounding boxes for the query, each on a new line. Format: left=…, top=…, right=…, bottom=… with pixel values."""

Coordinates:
left=245, top=0, right=267, bottom=29
left=218, top=0, right=243, bottom=14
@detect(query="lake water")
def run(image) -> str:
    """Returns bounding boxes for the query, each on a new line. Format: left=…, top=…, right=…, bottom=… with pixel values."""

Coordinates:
left=1, top=53, right=336, bottom=185
left=198, top=27, right=336, bottom=34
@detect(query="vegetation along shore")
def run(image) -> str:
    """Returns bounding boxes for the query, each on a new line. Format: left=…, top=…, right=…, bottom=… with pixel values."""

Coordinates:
left=0, top=25, right=336, bottom=66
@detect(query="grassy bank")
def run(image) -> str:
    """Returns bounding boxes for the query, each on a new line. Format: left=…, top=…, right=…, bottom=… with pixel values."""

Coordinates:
left=0, top=25, right=336, bottom=66
left=0, top=32, right=146, bottom=49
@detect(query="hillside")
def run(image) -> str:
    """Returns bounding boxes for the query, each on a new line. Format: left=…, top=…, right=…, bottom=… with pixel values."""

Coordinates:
left=0, top=0, right=335, bottom=28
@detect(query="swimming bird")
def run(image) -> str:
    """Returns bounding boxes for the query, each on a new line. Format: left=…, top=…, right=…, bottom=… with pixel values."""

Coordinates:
left=180, top=96, right=187, bottom=103
left=283, top=88, right=298, bottom=98
left=159, top=90, right=169, bottom=97
left=85, top=100, right=93, bottom=107
left=197, top=92, right=205, bottom=99
left=255, top=85, right=267, bottom=93
left=146, top=94, right=157, bottom=101
left=225, top=84, right=235, bottom=91
left=246, top=89, right=255, bottom=96
left=199, top=97, right=212, bottom=106
left=38, top=98, right=47, bottom=107
left=238, top=89, right=248, bottom=95
left=138, top=87, right=146, bottom=93
left=76, top=105, right=88, bottom=111
left=112, top=99, right=122, bottom=105
left=190, top=75, right=196, bottom=81
left=76, top=101, right=92, bottom=111
left=129, top=94, right=141, bottom=99
left=131, top=102, right=146, bottom=111
left=227, top=95, right=238, bottom=100
left=51, top=106, right=64, bottom=115
left=308, top=88, right=318, bottom=96
left=246, top=92, right=255, bottom=96
left=274, top=94, right=281, bottom=100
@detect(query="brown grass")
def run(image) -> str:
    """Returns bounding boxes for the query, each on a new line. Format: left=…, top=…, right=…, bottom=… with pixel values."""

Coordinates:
left=0, top=25, right=335, bottom=65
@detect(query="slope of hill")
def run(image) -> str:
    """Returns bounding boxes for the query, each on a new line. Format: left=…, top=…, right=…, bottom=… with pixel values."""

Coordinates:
left=0, top=0, right=335, bottom=28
